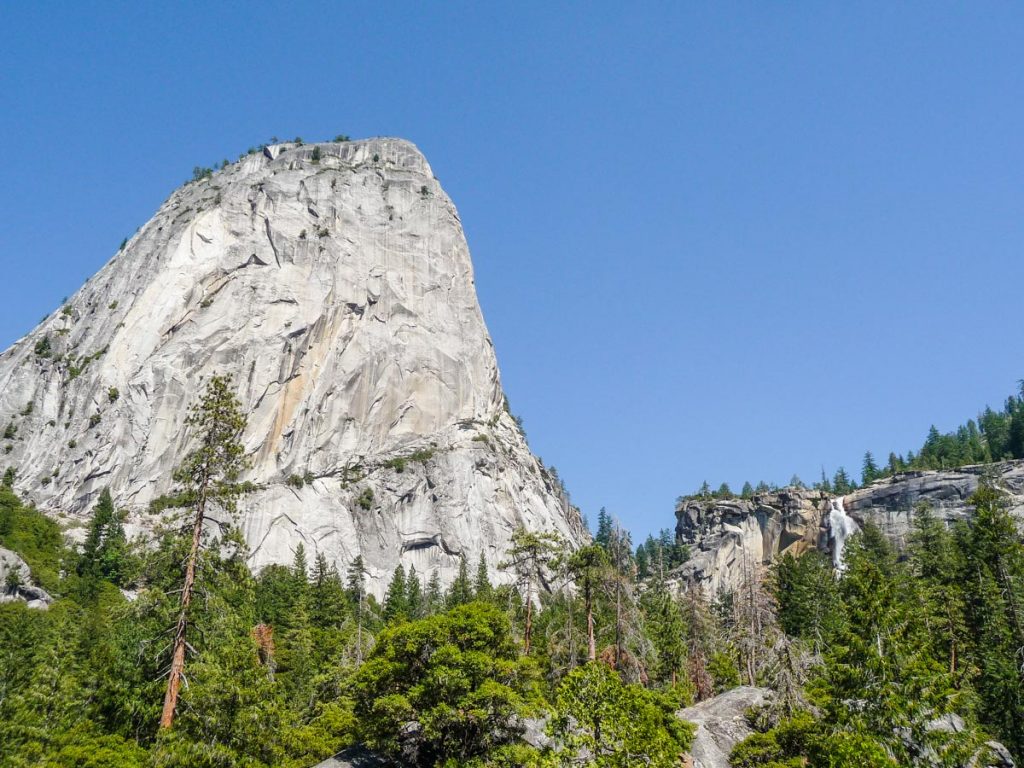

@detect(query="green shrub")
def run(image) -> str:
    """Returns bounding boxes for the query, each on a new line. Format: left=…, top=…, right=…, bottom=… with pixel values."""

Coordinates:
left=108, top=300, right=118, bottom=310
left=357, top=487, right=374, bottom=510
left=333, top=134, right=350, bottom=142
left=107, top=387, right=120, bottom=403
left=192, top=166, right=214, bottom=182
left=287, top=474, right=305, bottom=489
left=148, top=491, right=196, bottom=514
left=34, top=335, right=52, bottom=358
left=0, top=487, right=63, bottom=590
left=20, top=401, right=33, bottom=416
left=3, top=423, right=16, bottom=440
left=89, top=413, right=102, bottom=429
left=311, top=146, right=322, bottom=163
left=382, top=457, right=406, bottom=473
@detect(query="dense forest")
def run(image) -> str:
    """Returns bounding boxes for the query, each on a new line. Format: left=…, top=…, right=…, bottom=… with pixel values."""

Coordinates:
left=2, top=378, right=1024, bottom=767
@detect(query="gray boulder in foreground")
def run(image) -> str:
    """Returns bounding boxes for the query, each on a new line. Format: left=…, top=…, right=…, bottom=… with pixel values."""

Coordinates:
left=678, top=686, right=769, bottom=768
left=314, top=746, right=392, bottom=768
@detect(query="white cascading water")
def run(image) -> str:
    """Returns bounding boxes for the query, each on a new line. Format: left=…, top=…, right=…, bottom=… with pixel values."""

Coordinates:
left=828, top=496, right=860, bottom=571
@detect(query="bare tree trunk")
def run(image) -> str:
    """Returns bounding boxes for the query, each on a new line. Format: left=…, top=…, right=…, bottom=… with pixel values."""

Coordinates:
left=356, top=589, right=364, bottom=665
left=586, top=579, right=596, bottom=662
left=524, top=579, right=534, bottom=654
left=159, top=487, right=207, bottom=730
left=614, top=575, right=622, bottom=669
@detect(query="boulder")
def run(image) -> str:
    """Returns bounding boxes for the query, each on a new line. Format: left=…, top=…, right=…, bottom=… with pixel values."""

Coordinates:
left=677, top=686, right=770, bottom=768
left=0, top=546, right=52, bottom=608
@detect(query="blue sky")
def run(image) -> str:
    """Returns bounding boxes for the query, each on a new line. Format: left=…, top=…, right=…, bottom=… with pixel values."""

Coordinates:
left=2, top=2, right=1022, bottom=539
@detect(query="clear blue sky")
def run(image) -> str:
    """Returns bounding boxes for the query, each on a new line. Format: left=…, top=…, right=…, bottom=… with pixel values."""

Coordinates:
left=2, top=3, right=1022, bottom=540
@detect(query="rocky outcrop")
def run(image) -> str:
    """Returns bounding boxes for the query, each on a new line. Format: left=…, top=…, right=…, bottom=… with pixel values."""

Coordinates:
left=844, top=461, right=1024, bottom=548
left=314, top=747, right=392, bottom=768
left=674, top=489, right=827, bottom=593
left=0, top=547, right=52, bottom=608
left=674, top=463, right=1024, bottom=593
left=0, top=138, right=585, bottom=595
left=677, top=686, right=770, bottom=768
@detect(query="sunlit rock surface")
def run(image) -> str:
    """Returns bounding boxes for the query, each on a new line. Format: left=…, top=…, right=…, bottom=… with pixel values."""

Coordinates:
left=675, top=462, right=1024, bottom=594
left=0, top=138, right=585, bottom=595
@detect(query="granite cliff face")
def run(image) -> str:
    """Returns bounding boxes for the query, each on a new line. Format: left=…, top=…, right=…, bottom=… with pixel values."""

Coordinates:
left=0, top=138, right=585, bottom=594
left=675, top=461, right=1024, bottom=593
left=844, top=461, right=1024, bottom=547
left=674, top=489, right=827, bottom=593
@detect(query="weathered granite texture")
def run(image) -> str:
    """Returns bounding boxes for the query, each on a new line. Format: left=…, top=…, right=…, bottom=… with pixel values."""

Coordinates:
left=674, top=462, right=1024, bottom=594
left=678, top=686, right=769, bottom=768
left=0, top=547, right=52, bottom=608
left=844, top=461, right=1024, bottom=548
left=0, top=138, right=585, bottom=595
left=674, top=489, right=827, bottom=594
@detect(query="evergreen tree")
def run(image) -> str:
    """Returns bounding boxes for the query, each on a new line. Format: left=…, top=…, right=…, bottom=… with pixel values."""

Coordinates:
left=309, top=552, right=347, bottom=629
left=958, top=484, right=1024, bottom=756
left=406, top=564, right=423, bottom=618
left=595, top=507, right=612, bottom=550
left=635, top=543, right=650, bottom=580
left=446, top=554, right=473, bottom=608
left=861, top=451, right=879, bottom=485
left=425, top=569, right=443, bottom=615
left=291, top=542, right=308, bottom=584
left=159, top=375, right=247, bottom=730
left=346, top=554, right=369, bottom=663
left=741, top=481, right=754, bottom=499
left=832, top=466, right=855, bottom=495
left=772, top=551, right=842, bottom=649
left=568, top=544, right=608, bottom=662
left=382, top=564, right=408, bottom=623
left=500, top=528, right=562, bottom=654
left=77, top=488, right=130, bottom=587
left=473, top=552, right=493, bottom=603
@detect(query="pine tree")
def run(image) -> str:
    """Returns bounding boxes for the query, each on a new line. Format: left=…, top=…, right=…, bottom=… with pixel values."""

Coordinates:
left=473, top=552, right=493, bottom=603
left=406, top=565, right=423, bottom=618
left=309, top=552, right=347, bottom=628
left=426, top=569, right=443, bottom=615
left=160, top=375, right=248, bottom=730
left=832, top=466, right=855, bottom=495
left=861, top=451, right=879, bottom=485
left=500, top=528, right=562, bottom=654
left=346, top=555, right=368, bottom=663
left=447, top=555, right=473, bottom=608
left=635, top=544, right=650, bottom=580
left=382, top=564, right=408, bottom=623
left=595, top=507, right=612, bottom=550
left=77, top=488, right=130, bottom=586
left=291, top=542, right=308, bottom=584
left=568, top=544, right=608, bottom=661
left=741, top=481, right=754, bottom=499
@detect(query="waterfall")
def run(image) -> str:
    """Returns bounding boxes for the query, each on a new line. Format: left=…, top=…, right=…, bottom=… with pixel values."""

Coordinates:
left=828, top=496, right=860, bottom=571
